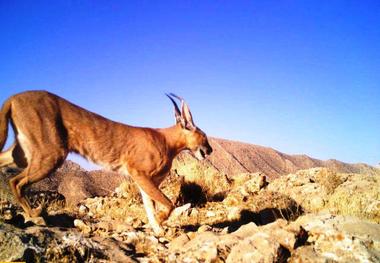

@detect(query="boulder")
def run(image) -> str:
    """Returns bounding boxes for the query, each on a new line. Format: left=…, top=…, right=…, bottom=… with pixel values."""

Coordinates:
left=267, top=168, right=380, bottom=223
left=291, top=213, right=380, bottom=262
left=0, top=223, right=27, bottom=262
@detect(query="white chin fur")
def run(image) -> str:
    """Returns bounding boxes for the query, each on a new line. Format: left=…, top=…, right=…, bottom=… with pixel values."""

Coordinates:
left=194, top=149, right=205, bottom=160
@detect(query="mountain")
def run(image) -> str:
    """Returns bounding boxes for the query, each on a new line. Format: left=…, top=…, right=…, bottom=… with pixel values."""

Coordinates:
left=178, top=137, right=379, bottom=180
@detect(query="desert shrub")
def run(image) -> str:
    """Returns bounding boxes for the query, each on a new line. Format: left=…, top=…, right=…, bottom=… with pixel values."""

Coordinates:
left=172, top=155, right=231, bottom=199
left=314, top=168, right=344, bottom=194
left=327, top=173, right=380, bottom=223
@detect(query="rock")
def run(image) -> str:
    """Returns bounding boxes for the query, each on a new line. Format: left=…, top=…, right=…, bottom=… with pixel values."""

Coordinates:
left=182, top=232, right=219, bottom=262
left=232, top=222, right=259, bottom=238
left=190, top=208, right=199, bottom=217
left=114, top=222, right=134, bottom=233
left=206, top=211, right=216, bottom=217
left=169, top=220, right=296, bottom=262
left=122, top=231, right=139, bottom=244
left=227, top=207, right=241, bottom=220
left=223, top=191, right=242, bottom=206
left=223, top=173, right=267, bottom=206
left=159, top=237, right=169, bottom=243
left=169, top=233, right=190, bottom=250
left=309, top=195, right=325, bottom=209
left=167, top=212, right=380, bottom=262
left=147, top=235, right=159, bottom=244
left=0, top=220, right=133, bottom=262
left=3, top=209, right=13, bottom=220
left=226, top=233, right=285, bottom=263
left=290, top=213, right=380, bottom=262
left=93, top=221, right=112, bottom=232
left=289, top=246, right=325, bottom=263
left=265, top=223, right=298, bottom=251
left=0, top=224, right=27, bottom=262
left=74, top=219, right=91, bottom=234
left=238, top=174, right=267, bottom=195
left=267, top=168, right=380, bottom=223
left=267, top=169, right=330, bottom=212
left=197, top=224, right=212, bottom=233
left=78, top=204, right=89, bottom=215
left=170, top=203, right=191, bottom=218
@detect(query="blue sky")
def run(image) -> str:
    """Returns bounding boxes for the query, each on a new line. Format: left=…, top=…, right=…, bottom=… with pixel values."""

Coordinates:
left=1, top=1, right=379, bottom=169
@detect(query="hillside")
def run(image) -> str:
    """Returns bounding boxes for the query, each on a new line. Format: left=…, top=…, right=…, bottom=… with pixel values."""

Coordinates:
left=191, top=138, right=380, bottom=179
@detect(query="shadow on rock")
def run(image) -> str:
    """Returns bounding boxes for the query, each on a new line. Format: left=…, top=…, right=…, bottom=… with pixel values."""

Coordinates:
left=212, top=205, right=304, bottom=233
left=176, top=182, right=227, bottom=207
left=43, top=213, right=76, bottom=228
left=4, top=212, right=76, bottom=229
left=176, top=182, right=207, bottom=207
left=4, top=214, right=35, bottom=229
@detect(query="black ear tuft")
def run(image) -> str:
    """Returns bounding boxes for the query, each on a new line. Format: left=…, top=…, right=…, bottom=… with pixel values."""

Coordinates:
left=166, top=93, right=185, bottom=126
left=168, top=93, right=195, bottom=129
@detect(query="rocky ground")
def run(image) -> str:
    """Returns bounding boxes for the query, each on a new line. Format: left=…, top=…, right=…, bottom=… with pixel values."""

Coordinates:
left=1, top=160, right=380, bottom=262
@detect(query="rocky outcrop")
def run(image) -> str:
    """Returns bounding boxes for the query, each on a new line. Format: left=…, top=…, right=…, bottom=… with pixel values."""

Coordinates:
left=168, top=214, right=380, bottom=262
left=291, top=213, right=380, bottom=262
left=267, top=167, right=380, bottom=222
left=0, top=222, right=134, bottom=262
left=1, top=158, right=379, bottom=262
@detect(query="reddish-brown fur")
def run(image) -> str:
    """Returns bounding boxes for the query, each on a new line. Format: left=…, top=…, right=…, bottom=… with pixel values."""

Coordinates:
left=0, top=90, right=212, bottom=233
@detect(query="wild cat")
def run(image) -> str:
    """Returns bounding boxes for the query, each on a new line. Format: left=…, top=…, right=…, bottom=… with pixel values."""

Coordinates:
left=0, top=91, right=212, bottom=234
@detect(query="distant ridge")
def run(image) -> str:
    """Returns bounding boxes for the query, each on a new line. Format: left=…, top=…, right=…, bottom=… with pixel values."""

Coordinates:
left=54, top=138, right=379, bottom=181
left=184, top=137, right=379, bottom=179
